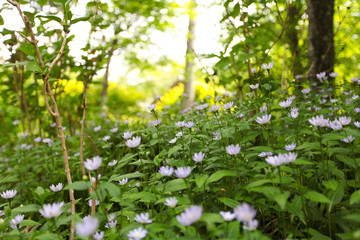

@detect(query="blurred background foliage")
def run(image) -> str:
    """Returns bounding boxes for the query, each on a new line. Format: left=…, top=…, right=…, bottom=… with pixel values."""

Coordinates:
left=0, top=0, right=359, bottom=143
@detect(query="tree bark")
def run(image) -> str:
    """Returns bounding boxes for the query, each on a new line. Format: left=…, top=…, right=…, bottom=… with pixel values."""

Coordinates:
left=307, top=0, right=334, bottom=85
left=182, top=0, right=197, bottom=110
left=101, top=39, right=117, bottom=106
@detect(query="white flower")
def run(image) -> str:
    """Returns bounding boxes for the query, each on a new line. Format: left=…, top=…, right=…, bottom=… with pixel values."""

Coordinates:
left=174, top=167, right=191, bottom=178
left=42, top=138, right=53, bottom=146
left=211, top=104, right=221, bottom=112
left=102, top=136, right=110, bottom=141
left=105, top=220, right=117, bottom=228
left=316, top=71, right=327, bottom=82
left=309, top=115, right=329, bottom=127
left=164, top=197, right=178, bottom=208
left=10, top=214, right=24, bottom=229
left=185, top=121, right=195, bottom=128
left=94, top=126, right=101, bottom=132
left=226, top=144, right=241, bottom=155
left=122, top=131, right=133, bottom=139
left=76, top=216, right=99, bottom=237
left=289, top=109, right=299, bottom=118
left=302, top=88, right=311, bottom=94
left=88, top=199, right=100, bottom=207
left=127, top=227, right=147, bottom=240
left=176, top=131, right=184, bottom=137
left=219, top=211, right=236, bottom=221
left=354, top=121, right=360, bottom=128
left=39, top=202, right=64, bottom=218
left=34, top=137, right=42, bottom=143
left=50, top=122, right=56, bottom=127
left=134, top=212, right=152, bottom=224
left=169, top=137, right=178, bottom=144
left=283, top=152, right=297, bottom=163
left=108, top=160, right=118, bottom=166
left=265, top=155, right=284, bottom=166
left=284, top=143, right=296, bottom=151
left=152, top=119, right=161, bottom=126
left=252, top=68, right=257, bottom=73
left=279, top=99, right=292, bottom=108
left=84, top=156, right=102, bottom=171
left=110, top=127, right=118, bottom=133
left=176, top=205, right=203, bottom=226
left=329, top=72, right=338, bottom=78
left=243, top=219, right=259, bottom=230
left=223, top=102, right=234, bottom=110
left=249, top=83, right=259, bottom=89
left=50, top=183, right=63, bottom=192
left=125, top=136, right=141, bottom=148
left=256, top=114, right=271, bottom=124
left=329, top=120, right=342, bottom=130
left=1, top=189, right=17, bottom=199
left=350, top=77, right=359, bottom=83
left=119, top=178, right=128, bottom=186
left=193, top=152, right=205, bottom=162
left=234, top=203, right=256, bottom=223
left=159, top=166, right=174, bottom=176
left=258, top=152, right=272, bottom=157
left=261, top=62, right=274, bottom=70
left=148, top=104, right=157, bottom=111
left=93, top=231, right=104, bottom=240
left=260, top=105, right=267, bottom=113
left=341, top=136, right=355, bottom=143
left=175, top=121, right=186, bottom=127
left=12, top=120, right=20, bottom=125
left=338, top=116, right=351, bottom=125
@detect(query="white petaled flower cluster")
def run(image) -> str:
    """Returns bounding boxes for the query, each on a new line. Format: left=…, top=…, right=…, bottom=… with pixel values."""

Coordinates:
left=169, top=137, right=177, bottom=144
left=148, top=103, right=157, bottom=111
left=164, top=197, right=178, bottom=208
left=176, top=205, right=203, bottom=226
left=289, top=108, right=299, bottom=119
left=88, top=199, right=100, bottom=207
left=316, top=71, right=327, bottom=82
left=50, top=183, right=63, bottom=192
left=94, top=126, right=101, bottom=132
left=39, top=202, right=64, bottom=218
left=84, top=156, right=102, bottom=171
left=76, top=216, right=99, bottom=237
left=185, top=121, right=194, bottom=128
left=93, top=231, right=104, bottom=240
left=174, top=167, right=192, bottom=178
left=134, top=212, right=152, bottom=224
left=211, top=104, right=221, bottom=112
left=341, top=136, right=355, bottom=143
left=260, top=106, right=267, bottom=113
left=122, top=131, right=133, bottom=139
left=249, top=83, right=259, bottom=89
left=258, top=152, right=272, bottom=157
left=159, top=166, right=174, bottom=176
left=284, top=143, right=296, bottom=151
left=338, top=116, right=351, bottom=126
left=261, top=62, right=274, bottom=70
left=194, top=103, right=209, bottom=111
left=234, top=203, right=258, bottom=230
left=175, top=121, right=185, bottom=127
left=102, top=136, right=110, bottom=141
left=119, top=178, right=128, bottom=186
left=226, top=144, right=241, bottom=155
left=125, top=136, right=141, bottom=148
left=10, top=214, right=24, bottom=229
left=212, top=131, right=221, bottom=140
left=110, top=127, right=118, bottom=133
left=108, top=160, right=118, bottom=166
left=193, top=152, right=205, bottom=162
left=354, top=121, right=360, bottom=128
left=219, top=211, right=236, bottom=221
left=256, top=114, right=271, bottom=124
left=279, top=99, right=292, bottom=108
left=152, top=119, right=161, bottom=126
left=105, top=213, right=117, bottom=228
left=1, top=189, right=17, bottom=199
left=309, top=115, right=329, bottom=127
left=265, top=152, right=297, bottom=166
left=302, top=88, right=311, bottom=94
left=223, top=101, right=234, bottom=110
left=127, top=227, right=147, bottom=240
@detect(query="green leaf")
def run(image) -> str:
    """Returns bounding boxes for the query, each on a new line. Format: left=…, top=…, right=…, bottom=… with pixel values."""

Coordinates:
left=36, top=15, right=62, bottom=23
left=207, top=170, right=237, bottom=184
left=322, top=179, right=338, bottom=190
left=13, top=204, right=41, bottom=213
left=218, top=197, right=240, bottom=208
left=109, top=172, right=145, bottom=182
left=25, top=61, right=43, bottom=73
left=248, top=146, right=273, bottom=152
left=328, top=185, right=344, bottom=211
left=161, top=179, right=188, bottom=192
left=168, top=145, right=182, bottom=157
left=0, top=15, right=4, bottom=25
left=195, top=174, right=208, bottom=188
left=246, top=179, right=271, bottom=189
left=70, top=16, right=92, bottom=25
left=126, top=191, right=157, bottom=202
left=20, top=219, right=41, bottom=226
left=304, top=191, right=331, bottom=203
left=18, top=42, right=36, bottom=57
left=350, top=190, right=360, bottom=205
left=64, top=181, right=90, bottom=190
left=98, top=182, right=120, bottom=198
left=56, top=214, right=75, bottom=227
left=36, top=233, right=61, bottom=240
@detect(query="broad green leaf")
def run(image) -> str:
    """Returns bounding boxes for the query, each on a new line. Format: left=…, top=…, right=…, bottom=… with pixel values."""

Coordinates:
left=13, top=204, right=41, bottom=213
left=195, top=174, right=208, bottom=188
left=304, top=191, right=331, bottom=203
left=0, top=15, right=4, bottom=25
left=126, top=191, right=157, bottom=202
left=18, top=42, right=36, bottom=57
left=160, top=179, right=188, bottom=192
left=36, top=15, right=62, bottom=23
left=168, top=145, right=182, bottom=157
left=70, top=16, right=92, bottom=24
left=328, top=185, right=344, bottom=211
left=207, top=170, right=237, bottom=184
left=64, top=181, right=90, bottom=190
left=350, top=190, right=360, bottom=205
left=248, top=146, right=273, bottom=152
left=26, top=61, right=43, bottom=73
left=109, top=172, right=145, bottom=182
left=246, top=179, right=271, bottom=189
left=218, top=197, right=240, bottom=208
left=200, top=213, right=223, bottom=223
left=99, top=182, right=120, bottom=198
left=322, top=179, right=338, bottom=190
left=36, top=233, right=61, bottom=240
left=20, top=219, right=41, bottom=226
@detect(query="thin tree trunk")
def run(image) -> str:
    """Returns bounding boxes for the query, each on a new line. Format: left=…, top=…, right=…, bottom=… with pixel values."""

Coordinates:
left=12, top=66, right=26, bottom=132
left=101, top=39, right=117, bottom=105
left=307, top=0, right=334, bottom=85
left=0, top=111, right=12, bottom=145
left=182, top=0, right=197, bottom=110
